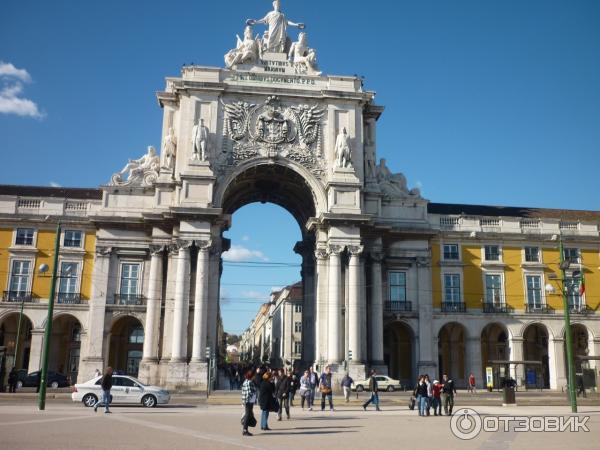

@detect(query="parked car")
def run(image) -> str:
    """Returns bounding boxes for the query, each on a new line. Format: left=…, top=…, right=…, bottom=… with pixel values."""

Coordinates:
left=19, top=370, right=70, bottom=389
left=353, top=375, right=402, bottom=392
left=72, top=375, right=170, bottom=408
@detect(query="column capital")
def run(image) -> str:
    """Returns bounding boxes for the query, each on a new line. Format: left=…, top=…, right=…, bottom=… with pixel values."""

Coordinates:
left=149, top=244, right=167, bottom=256
left=370, top=250, right=384, bottom=263
left=95, top=246, right=113, bottom=256
left=327, top=244, right=344, bottom=256
left=194, top=239, right=212, bottom=251
left=348, top=245, right=364, bottom=256
left=175, top=239, right=193, bottom=250
left=314, top=247, right=328, bottom=260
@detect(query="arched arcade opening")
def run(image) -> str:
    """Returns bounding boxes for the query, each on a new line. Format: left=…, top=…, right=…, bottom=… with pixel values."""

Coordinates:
left=383, top=321, right=414, bottom=386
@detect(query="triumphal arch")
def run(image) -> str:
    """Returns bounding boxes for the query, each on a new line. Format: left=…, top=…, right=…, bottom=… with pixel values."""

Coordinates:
left=81, top=1, right=433, bottom=388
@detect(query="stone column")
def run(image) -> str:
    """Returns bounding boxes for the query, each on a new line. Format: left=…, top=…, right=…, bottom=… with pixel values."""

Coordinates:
left=327, top=245, right=343, bottom=363
left=314, top=247, right=328, bottom=364
left=369, top=251, right=384, bottom=365
left=142, top=245, right=164, bottom=362
left=27, top=329, right=45, bottom=373
left=348, top=245, right=364, bottom=363
left=465, top=336, right=483, bottom=385
left=191, top=241, right=211, bottom=361
left=509, top=337, right=525, bottom=387
left=549, top=337, right=566, bottom=390
left=171, top=240, right=191, bottom=362
left=416, top=257, right=436, bottom=376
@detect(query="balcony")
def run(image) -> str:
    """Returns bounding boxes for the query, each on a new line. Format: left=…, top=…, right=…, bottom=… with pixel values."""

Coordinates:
left=110, top=294, right=146, bottom=306
left=482, top=303, right=510, bottom=314
left=385, top=301, right=413, bottom=314
left=441, top=302, right=466, bottom=313
left=525, top=304, right=553, bottom=314
left=2, top=291, right=36, bottom=303
left=56, top=293, right=83, bottom=304
left=569, top=304, right=591, bottom=315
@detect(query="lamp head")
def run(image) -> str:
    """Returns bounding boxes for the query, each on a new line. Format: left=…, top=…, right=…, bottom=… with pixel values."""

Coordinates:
left=38, top=263, right=49, bottom=274
left=545, top=283, right=556, bottom=294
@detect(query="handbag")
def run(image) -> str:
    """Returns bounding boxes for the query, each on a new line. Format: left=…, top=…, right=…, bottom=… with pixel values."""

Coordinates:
left=241, top=410, right=257, bottom=428
left=269, top=397, right=280, bottom=412
left=320, top=385, right=332, bottom=395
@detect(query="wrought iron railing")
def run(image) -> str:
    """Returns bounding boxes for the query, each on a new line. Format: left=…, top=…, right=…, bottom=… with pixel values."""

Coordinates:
left=441, top=302, right=466, bottom=313
left=385, top=301, right=413, bottom=313
left=2, top=291, right=35, bottom=303
left=482, top=303, right=510, bottom=313
left=56, top=293, right=83, bottom=304
left=525, top=304, right=553, bottom=314
left=110, top=294, right=146, bottom=306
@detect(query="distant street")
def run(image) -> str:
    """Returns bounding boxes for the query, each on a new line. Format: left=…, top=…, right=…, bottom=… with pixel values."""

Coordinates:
left=0, top=398, right=598, bottom=449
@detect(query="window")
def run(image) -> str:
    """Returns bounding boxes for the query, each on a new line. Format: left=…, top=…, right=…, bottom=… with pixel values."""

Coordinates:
left=484, top=245, right=500, bottom=261
left=68, top=348, right=80, bottom=373
left=389, top=272, right=407, bottom=302
left=15, top=228, right=34, bottom=246
left=294, top=342, right=302, bottom=354
left=443, top=244, right=459, bottom=260
left=563, top=248, right=580, bottom=264
left=64, top=230, right=83, bottom=248
left=127, top=351, right=142, bottom=377
left=526, top=275, right=542, bottom=307
left=294, top=321, right=302, bottom=333
left=485, top=274, right=503, bottom=304
left=129, top=326, right=144, bottom=344
left=524, top=247, right=540, bottom=263
left=120, top=263, right=141, bottom=297
left=71, top=324, right=81, bottom=342
left=9, top=260, right=31, bottom=295
left=565, top=277, right=583, bottom=309
left=58, top=261, right=79, bottom=295
left=443, top=274, right=461, bottom=303
left=294, top=304, right=302, bottom=313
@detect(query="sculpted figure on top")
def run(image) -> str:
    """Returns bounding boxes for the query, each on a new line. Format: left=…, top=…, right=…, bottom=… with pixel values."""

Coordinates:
left=288, top=32, right=321, bottom=75
left=246, top=0, right=305, bottom=53
left=376, top=158, right=421, bottom=198
left=224, top=25, right=260, bottom=68
left=111, top=145, right=160, bottom=187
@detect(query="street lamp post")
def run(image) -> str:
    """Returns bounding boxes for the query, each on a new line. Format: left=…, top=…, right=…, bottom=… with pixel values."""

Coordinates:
left=38, top=223, right=61, bottom=411
left=13, top=297, right=26, bottom=370
left=545, top=236, right=578, bottom=413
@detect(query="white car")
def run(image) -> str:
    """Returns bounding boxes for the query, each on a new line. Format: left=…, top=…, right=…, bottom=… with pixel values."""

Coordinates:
left=353, top=375, right=403, bottom=392
left=72, top=375, right=170, bottom=408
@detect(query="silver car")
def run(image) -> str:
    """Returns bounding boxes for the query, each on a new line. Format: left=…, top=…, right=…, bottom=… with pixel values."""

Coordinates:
left=72, top=375, right=170, bottom=408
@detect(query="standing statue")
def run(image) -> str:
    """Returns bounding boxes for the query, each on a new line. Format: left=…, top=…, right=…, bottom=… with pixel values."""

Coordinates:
left=335, top=127, right=352, bottom=168
left=162, top=126, right=177, bottom=170
left=246, top=0, right=305, bottom=53
left=288, top=32, right=321, bottom=75
left=111, top=145, right=160, bottom=186
left=224, top=25, right=260, bottom=68
left=191, top=118, right=209, bottom=161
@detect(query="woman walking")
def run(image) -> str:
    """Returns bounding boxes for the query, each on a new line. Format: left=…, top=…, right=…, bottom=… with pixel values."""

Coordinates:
left=241, top=370, right=257, bottom=436
left=299, top=369, right=312, bottom=410
left=276, top=368, right=291, bottom=420
left=415, top=375, right=428, bottom=417
left=258, top=370, right=275, bottom=431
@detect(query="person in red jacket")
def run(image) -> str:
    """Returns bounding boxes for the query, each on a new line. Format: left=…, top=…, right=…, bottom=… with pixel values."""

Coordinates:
left=431, top=379, right=442, bottom=416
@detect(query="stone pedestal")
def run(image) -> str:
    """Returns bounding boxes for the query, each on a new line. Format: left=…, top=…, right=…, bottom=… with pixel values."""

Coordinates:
left=188, top=361, right=209, bottom=390
left=138, top=359, right=159, bottom=386
left=166, top=361, right=189, bottom=390
left=347, top=363, right=367, bottom=382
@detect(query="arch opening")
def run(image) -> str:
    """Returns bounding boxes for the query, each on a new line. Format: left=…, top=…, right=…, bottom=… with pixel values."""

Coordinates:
left=0, top=312, right=33, bottom=372
left=50, top=314, right=82, bottom=383
left=384, top=321, right=414, bottom=387
left=480, top=323, right=509, bottom=389
left=108, top=316, right=144, bottom=377
left=438, top=322, right=466, bottom=386
left=523, top=323, right=550, bottom=389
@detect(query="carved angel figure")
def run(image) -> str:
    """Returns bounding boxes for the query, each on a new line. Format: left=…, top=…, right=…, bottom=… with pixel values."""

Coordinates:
left=288, top=32, right=321, bottom=75
left=224, top=25, right=260, bottom=68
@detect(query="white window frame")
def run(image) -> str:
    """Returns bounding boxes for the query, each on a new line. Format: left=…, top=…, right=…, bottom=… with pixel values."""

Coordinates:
left=6, top=256, right=35, bottom=295
left=442, top=272, right=462, bottom=304
left=62, top=229, right=85, bottom=249
left=565, top=271, right=585, bottom=309
left=523, top=271, right=545, bottom=308
left=13, top=228, right=37, bottom=247
left=442, top=242, right=461, bottom=261
left=117, top=261, right=144, bottom=296
left=523, top=246, right=542, bottom=264
left=482, top=271, right=505, bottom=305
left=482, top=244, right=502, bottom=262
left=294, top=304, right=302, bottom=313
left=57, top=258, right=83, bottom=297
left=294, top=341, right=302, bottom=355
left=563, top=247, right=581, bottom=264
left=388, top=270, right=407, bottom=303
left=294, top=321, right=302, bottom=333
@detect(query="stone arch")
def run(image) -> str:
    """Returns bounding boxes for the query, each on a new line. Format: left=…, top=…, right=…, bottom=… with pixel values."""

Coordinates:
left=108, top=315, right=145, bottom=377
left=214, top=158, right=326, bottom=232
left=437, top=322, right=466, bottom=385
left=564, top=323, right=591, bottom=373
left=49, top=313, right=83, bottom=382
left=519, top=320, right=555, bottom=340
left=523, top=322, right=550, bottom=388
left=480, top=322, right=509, bottom=388
left=0, top=311, right=34, bottom=370
left=383, top=320, right=415, bottom=386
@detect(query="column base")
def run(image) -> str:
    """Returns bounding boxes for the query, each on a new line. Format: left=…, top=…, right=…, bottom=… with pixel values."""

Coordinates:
left=347, top=362, right=367, bottom=382
left=138, top=359, right=160, bottom=386
left=188, top=361, right=209, bottom=391
left=78, top=357, right=105, bottom=383
left=165, top=361, right=189, bottom=389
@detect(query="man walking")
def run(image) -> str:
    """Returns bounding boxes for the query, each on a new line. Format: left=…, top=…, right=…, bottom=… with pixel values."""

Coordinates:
left=94, top=367, right=113, bottom=414
left=341, top=372, right=354, bottom=403
left=441, top=373, right=456, bottom=416
left=7, top=367, right=18, bottom=393
left=308, top=366, right=318, bottom=410
left=362, top=370, right=381, bottom=411
left=319, top=365, right=334, bottom=411
left=276, top=368, right=291, bottom=420
left=468, top=373, right=477, bottom=394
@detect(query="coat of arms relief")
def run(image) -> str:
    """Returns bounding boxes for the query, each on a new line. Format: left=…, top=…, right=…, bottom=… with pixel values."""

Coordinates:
left=219, top=96, right=326, bottom=178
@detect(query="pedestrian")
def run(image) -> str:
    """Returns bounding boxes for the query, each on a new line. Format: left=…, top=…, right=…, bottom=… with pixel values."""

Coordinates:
left=319, top=365, right=334, bottom=411
left=94, top=367, right=113, bottom=413
left=289, top=369, right=298, bottom=406
left=431, top=379, right=442, bottom=416
left=415, top=375, right=428, bottom=416
left=424, top=374, right=432, bottom=416
left=341, top=372, right=354, bottom=403
left=276, top=368, right=291, bottom=420
left=258, top=370, right=276, bottom=431
left=7, top=367, right=18, bottom=393
left=441, top=373, right=456, bottom=415
left=308, top=366, right=318, bottom=408
left=94, top=368, right=101, bottom=378
left=241, top=369, right=257, bottom=436
left=577, top=376, right=586, bottom=398
left=468, top=373, right=477, bottom=394
left=299, top=369, right=312, bottom=410
left=362, top=370, right=381, bottom=411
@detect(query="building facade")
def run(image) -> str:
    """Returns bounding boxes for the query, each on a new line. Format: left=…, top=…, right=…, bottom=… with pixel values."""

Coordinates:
left=0, top=3, right=598, bottom=391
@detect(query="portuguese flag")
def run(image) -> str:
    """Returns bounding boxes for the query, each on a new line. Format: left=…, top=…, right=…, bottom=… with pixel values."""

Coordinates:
left=579, top=271, right=586, bottom=296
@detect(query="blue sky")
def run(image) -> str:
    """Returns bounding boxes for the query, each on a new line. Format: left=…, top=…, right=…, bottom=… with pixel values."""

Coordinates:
left=2, top=0, right=599, bottom=334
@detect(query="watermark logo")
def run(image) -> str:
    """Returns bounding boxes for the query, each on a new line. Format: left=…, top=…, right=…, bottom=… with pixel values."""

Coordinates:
left=450, top=408, right=590, bottom=440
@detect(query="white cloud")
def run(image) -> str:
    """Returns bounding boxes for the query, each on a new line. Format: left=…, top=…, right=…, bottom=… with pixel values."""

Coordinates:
left=241, top=235, right=250, bottom=241
left=222, top=244, right=269, bottom=262
left=49, top=181, right=61, bottom=187
left=0, top=61, right=43, bottom=119
left=240, top=290, right=267, bottom=300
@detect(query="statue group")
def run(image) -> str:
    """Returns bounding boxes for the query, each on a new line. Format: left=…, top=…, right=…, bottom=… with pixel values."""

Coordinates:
left=224, top=0, right=320, bottom=75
